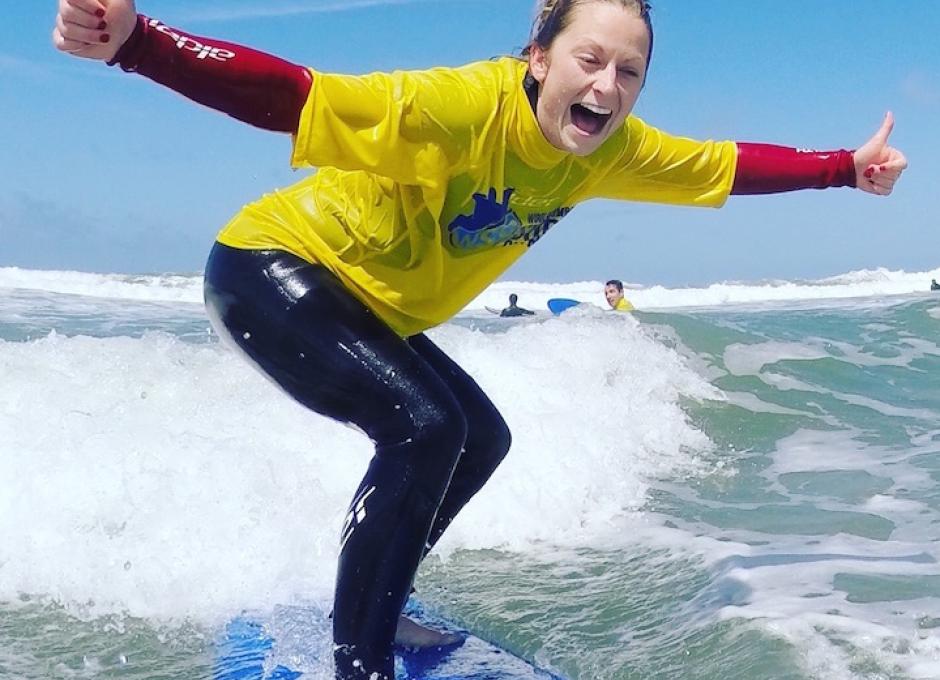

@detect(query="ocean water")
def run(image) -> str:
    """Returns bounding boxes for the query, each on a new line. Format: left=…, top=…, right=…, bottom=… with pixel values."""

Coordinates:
left=1, top=265, right=939, bottom=680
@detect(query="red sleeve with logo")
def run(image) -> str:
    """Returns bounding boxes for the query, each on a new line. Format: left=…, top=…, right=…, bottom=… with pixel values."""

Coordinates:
left=108, top=14, right=311, bottom=133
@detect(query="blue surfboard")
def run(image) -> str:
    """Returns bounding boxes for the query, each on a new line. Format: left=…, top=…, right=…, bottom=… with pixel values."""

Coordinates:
left=214, top=601, right=564, bottom=680
left=546, top=298, right=581, bottom=316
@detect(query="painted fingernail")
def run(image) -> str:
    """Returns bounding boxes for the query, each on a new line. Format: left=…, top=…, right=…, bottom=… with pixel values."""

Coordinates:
left=100, top=33, right=110, bottom=43
left=95, top=8, right=105, bottom=17
left=97, top=20, right=107, bottom=30
left=879, top=165, right=886, bottom=172
left=863, top=168, right=873, bottom=179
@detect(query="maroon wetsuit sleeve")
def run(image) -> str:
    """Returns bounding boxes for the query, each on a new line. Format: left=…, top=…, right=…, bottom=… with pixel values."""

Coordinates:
left=731, top=142, right=857, bottom=195
left=107, top=15, right=312, bottom=133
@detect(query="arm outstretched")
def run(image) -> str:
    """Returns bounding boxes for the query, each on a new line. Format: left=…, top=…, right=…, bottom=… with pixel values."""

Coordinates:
left=53, top=1, right=311, bottom=133
left=732, top=113, right=907, bottom=197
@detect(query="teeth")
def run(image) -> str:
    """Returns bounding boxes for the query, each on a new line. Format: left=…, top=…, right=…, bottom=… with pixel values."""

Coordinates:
left=581, top=102, right=611, bottom=115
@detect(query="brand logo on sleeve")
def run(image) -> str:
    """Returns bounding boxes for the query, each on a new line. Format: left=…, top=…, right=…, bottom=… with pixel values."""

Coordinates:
left=148, top=18, right=236, bottom=62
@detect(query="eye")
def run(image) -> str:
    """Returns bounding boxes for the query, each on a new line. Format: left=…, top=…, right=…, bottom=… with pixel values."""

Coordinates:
left=617, top=67, right=640, bottom=79
left=577, top=54, right=600, bottom=66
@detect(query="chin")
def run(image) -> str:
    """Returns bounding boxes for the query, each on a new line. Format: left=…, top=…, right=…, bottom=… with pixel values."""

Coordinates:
left=573, top=142, right=605, bottom=157
left=562, top=127, right=608, bottom=156
left=560, top=136, right=598, bottom=156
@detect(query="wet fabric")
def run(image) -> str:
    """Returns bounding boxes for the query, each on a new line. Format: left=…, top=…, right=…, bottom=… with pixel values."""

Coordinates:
left=217, top=57, right=738, bottom=336
left=203, top=242, right=510, bottom=678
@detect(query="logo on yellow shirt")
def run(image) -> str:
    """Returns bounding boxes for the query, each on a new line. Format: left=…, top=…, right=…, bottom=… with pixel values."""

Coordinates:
left=448, top=188, right=570, bottom=252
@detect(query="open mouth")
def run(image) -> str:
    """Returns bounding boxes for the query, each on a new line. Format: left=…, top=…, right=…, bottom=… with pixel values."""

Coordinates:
left=570, top=102, right=612, bottom=136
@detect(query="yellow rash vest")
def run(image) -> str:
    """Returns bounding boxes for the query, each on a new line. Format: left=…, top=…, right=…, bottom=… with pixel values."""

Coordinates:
left=217, top=57, right=736, bottom=336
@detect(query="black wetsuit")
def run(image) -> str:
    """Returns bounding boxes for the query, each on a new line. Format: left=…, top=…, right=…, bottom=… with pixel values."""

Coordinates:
left=203, top=243, right=510, bottom=679
left=499, top=304, right=535, bottom=317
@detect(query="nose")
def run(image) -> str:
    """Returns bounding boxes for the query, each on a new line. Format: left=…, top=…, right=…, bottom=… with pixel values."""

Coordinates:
left=593, top=63, right=618, bottom=96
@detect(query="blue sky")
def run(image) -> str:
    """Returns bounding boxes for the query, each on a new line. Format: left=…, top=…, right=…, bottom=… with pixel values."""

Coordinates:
left=2, top=0, right=938, bottom=286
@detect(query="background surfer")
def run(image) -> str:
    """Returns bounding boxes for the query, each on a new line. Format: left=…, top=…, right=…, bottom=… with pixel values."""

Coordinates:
left=501, top=293, right=536, bottom=317
left=604, top=279, right=634, bottom=311
left=52, top=0, right=906, bottom=677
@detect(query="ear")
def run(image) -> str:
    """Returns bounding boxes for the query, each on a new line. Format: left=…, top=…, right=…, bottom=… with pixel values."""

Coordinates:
left=528, top=44, right=549, bottom=84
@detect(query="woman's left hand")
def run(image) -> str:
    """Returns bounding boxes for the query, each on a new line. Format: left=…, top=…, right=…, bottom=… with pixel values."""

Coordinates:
left=853, top=112, right=908, bottom=196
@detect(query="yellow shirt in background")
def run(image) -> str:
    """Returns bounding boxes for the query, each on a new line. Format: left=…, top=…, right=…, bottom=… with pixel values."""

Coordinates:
left=614, top=297, right=634, bottom=312
left=217, top=57, right=736, bottom=336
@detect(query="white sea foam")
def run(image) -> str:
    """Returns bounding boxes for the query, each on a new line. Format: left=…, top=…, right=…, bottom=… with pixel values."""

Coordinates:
left=720, top=390, right=816, bottom=417
left=574, top=399, right=940, bottom=679
left=0, top=311, right=717, bottom=625
left=0, top=267, right=204, bottom=303
left=723, top=339, right=940, bottom=421
left=661, top=425, right=940, bottom=680
left=707, top=537, right=940, bottom=680
left=3, top=274, right=939, bottom=678
left=2, top=264, right=939, bottom=310
left=723, top=341, right=831, bottom=376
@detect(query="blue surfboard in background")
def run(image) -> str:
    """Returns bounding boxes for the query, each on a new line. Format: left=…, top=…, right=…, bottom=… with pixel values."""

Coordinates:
left=214, top=601, right=565, bottom=680
left=546, top=298, right=581, bottom=316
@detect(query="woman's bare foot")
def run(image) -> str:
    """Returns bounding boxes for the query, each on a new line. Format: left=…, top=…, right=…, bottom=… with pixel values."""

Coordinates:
left=394, top=615, right=464, bottom=649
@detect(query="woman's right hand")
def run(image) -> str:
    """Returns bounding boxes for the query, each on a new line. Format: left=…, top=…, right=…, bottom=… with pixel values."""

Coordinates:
left=52, top=0, right=138, bottom=62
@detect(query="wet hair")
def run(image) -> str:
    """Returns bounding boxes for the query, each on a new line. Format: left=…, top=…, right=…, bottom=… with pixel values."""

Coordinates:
left=605, top=279, right=624, bottom=292
left=509, top=293, right=519, bottom=304
left=524, top=0, right=654, bottom=70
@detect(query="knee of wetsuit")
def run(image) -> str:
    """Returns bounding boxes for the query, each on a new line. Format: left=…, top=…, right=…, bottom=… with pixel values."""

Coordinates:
left=426, top=407, right=469, bottom=452
left=405, top=405, right=468, bottom=500
left=468, top=412, right=512, bottom=477
left=490, top=417, right=512, bottom=464
left=374, top=398, right=467, bottom=489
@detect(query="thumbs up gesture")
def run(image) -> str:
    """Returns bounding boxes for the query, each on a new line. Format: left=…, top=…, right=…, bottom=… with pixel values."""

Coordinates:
left=52, top=0, right=138, bottom=62
left=854, top=112, right=908, bottom=196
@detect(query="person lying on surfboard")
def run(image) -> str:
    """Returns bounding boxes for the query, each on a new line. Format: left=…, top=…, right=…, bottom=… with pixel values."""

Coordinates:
left=604, top=279, right=634, bottom=311
left=52, top=0, right=907, bottom=677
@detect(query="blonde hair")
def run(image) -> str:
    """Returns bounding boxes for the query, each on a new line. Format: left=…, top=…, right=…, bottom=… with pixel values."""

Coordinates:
left=525, top=0, right=653, bottom=66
